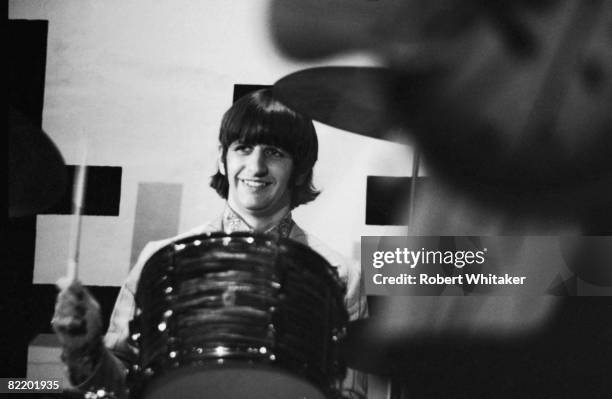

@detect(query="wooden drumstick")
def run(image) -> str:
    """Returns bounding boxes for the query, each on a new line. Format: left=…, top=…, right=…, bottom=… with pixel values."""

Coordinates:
left=66, top=138, right=88, bottom=283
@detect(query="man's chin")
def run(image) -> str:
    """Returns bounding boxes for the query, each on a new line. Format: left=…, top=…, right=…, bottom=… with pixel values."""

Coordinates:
left=244, top=205, right=274, bottom=215
left=231, top=195, right=290, bottom=217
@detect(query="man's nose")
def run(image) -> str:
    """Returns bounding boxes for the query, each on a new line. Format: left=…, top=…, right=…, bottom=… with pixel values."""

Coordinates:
left=246, top=147, right=268, bottom=175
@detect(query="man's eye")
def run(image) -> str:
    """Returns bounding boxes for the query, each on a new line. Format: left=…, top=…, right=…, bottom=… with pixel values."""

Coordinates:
left=266, top=148, right=285, bottom=157
left=234, top=145, right=252, bottom=153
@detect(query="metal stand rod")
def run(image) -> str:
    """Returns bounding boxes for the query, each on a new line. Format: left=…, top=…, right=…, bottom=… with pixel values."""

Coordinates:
left=409, top=148, right=420, bottom=224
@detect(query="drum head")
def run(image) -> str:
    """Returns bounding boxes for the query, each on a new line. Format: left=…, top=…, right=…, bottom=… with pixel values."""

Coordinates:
left=143, top=362, right=327, bottom=399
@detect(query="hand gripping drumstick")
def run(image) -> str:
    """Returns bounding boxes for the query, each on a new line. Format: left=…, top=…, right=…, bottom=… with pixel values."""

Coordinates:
left=66, top=137, right=88, bottom=284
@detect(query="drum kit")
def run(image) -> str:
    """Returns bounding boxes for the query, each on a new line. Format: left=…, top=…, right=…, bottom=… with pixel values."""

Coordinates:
left=9, top=0, right=611, bottom=398
left=129, top=233, right=348, bottom=399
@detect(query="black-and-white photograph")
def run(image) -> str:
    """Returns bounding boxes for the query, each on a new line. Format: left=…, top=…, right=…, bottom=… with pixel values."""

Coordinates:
left=6, top=1, right=612, bottom=398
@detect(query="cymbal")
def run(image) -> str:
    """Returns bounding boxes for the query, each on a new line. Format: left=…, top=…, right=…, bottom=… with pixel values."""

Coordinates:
left=9, top=106, right=67, bottom=218
left=273, top=67, right=399, bottom=137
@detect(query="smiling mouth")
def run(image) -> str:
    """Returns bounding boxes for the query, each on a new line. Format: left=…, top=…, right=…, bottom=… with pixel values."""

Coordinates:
left=240, top=179, right=271, bottom=189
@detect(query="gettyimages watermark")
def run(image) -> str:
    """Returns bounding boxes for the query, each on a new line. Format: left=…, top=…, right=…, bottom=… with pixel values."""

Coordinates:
left=361, top=236, right=612, bottom=296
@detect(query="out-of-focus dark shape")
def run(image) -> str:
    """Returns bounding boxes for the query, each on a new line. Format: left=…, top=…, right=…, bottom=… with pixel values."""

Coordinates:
left=270, top=0, right=612, bottom=224
left=558, top=236, right=612, bottom=287
left=269, top=0, right=390, bottom=60
left=344, top=298, right=612, bottom=397
left=9, top=106, right=67, bottom=218
left=270, top=0, right=561, bottom=61
left=274, top=67, right=398, bottom=137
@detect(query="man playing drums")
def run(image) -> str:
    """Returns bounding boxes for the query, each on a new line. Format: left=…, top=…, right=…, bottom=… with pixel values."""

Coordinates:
left=52, top=89, right=367, bottom=398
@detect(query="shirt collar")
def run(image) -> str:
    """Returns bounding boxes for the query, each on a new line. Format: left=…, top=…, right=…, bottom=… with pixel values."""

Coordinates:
left=222, top=204, right=294, bottom=238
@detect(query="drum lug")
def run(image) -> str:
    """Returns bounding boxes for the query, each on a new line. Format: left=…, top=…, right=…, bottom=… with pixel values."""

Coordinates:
left=332, top=326, right=347, bottom=342
left=84, top=388, right=117, bottom=399
left=128, top=314, right=141, bottom=345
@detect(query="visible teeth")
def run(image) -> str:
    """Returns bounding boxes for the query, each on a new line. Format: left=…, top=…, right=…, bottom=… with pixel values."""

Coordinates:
left=242, top=180, right=268, bottom=188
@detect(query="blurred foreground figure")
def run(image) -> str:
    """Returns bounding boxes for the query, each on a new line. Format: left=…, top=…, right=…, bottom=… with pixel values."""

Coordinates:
left=552, top=235, right=612, bottom=295
left=271, top=2, right=612, bottom=397
left=270, top=0, right=612, bottom=225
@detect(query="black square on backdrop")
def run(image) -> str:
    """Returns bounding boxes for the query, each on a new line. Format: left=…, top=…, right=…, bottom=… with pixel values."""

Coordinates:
left=40, top=165, right=123, bottom=216
left=366, top=176, right=428, bottom=225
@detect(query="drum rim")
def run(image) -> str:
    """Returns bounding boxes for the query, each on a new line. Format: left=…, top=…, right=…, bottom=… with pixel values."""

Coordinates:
left=138, top=359, right=332, bottom=399
left=144, top=231, right=347, bottom=289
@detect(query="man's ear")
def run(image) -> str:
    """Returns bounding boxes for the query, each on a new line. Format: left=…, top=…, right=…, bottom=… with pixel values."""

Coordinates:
left=217, top=146, right=226, bottom=176
left=295, top=171, right=308, bottom=186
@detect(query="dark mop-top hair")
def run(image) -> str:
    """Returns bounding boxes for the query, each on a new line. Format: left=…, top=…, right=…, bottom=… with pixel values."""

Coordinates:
left=210, top=88, right=320, bottom=209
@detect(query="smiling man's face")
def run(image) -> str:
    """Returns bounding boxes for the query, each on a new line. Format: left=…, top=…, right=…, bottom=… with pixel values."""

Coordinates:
left=222, top=141, right=294, bottom=219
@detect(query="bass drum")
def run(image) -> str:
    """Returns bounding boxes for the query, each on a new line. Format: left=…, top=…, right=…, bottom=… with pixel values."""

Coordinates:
left=130, top=232, right=348, bottom=399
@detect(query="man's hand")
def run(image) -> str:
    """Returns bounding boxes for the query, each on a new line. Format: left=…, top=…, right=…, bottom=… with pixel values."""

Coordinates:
left=52, top=278, right=106, bottom=385
left=52, top=277, right=103, bottom=353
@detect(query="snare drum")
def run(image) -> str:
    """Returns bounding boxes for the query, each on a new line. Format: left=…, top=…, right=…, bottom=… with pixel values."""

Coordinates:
left=129, top=233, right=348, bottom=399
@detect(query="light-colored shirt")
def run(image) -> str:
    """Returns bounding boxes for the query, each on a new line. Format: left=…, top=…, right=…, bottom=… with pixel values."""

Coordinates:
left=77, top=206, right=367, bottom=398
